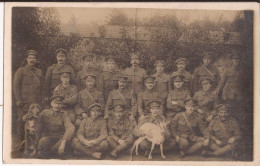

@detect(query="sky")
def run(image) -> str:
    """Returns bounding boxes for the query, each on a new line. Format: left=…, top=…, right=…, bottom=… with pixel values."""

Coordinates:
left=55, top=7, right=242, bottom=25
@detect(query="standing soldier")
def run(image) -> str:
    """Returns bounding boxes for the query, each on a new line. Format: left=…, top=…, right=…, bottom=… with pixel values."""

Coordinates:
left=105, top=76, right=137, bottom=122
left=13, top=50, right=43, bottom=149
left=53, top=68, right=78, bottom=123
left=192, top=52, right=221, bottom=95
left=74, top=73, right=105, bottom=127
left=193, top=77, right=219, bottom=123
left=107, top=104, right=134, bottom=158
left=44, top=48, right=75, bottom=103
left=99, top=56, right=123, bottom=101
left=170, top=99, right=210, bottom=157
left=137, top=76, right=164, bottom=121
left=171, top=58, right=192, bottom=90
left=37, top=95, right=75, bottom=158
left=75, top=53, right=102, bottom=91
left=152, top=60, right=171, bottom=107
left=72, top=103, right=108, bottom=160
left=124, top=52, right=146, bottom=98
left=204, top=104, right=241, bottom=157
left=166, top=75, right=191, bottom=124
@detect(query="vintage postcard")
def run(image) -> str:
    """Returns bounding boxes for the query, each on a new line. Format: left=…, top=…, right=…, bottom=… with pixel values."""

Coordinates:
left=3, top=2, right=260, bottom=165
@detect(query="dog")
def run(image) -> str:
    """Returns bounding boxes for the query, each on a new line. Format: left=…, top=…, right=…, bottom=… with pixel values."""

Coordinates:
left=21, top=103, right=41, bottom=157
left=130, top=122, right=169, bottom=160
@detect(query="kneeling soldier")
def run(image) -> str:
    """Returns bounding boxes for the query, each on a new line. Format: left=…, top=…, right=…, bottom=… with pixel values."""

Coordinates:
left=72, top=103, right=108, bottom=159
left=170, top=99, right=210, bottom=157
left=37, top=95, right=75, bottom=158
left=204, top=104, right=241, bottom=157
left=107, top=104, right=134, bottom=158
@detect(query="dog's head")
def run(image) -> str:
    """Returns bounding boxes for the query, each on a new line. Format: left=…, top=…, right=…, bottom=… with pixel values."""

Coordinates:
left=28, top=103, right=41, bottom=119
left=159, top=122, right=170, bottom=137
left=27, top=120, right=38, bottom=135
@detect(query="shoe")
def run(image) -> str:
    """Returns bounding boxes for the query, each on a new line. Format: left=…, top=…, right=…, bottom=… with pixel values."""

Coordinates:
left=92, top=152, right=102, bottom=159
left=202, top=150, right=214, bottom=157
left=109, top=150, right=118, bottom=159
left=144, top=150, right=149, bottom=157
left=180, top=151, right=185, bottom=158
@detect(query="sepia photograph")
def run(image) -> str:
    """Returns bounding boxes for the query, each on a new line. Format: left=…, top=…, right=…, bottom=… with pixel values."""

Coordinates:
left=3, top=2, right=259, bottom=165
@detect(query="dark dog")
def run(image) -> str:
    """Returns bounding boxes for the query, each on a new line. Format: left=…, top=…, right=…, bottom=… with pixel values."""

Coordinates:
left=21, top=103, right=41, bottom=157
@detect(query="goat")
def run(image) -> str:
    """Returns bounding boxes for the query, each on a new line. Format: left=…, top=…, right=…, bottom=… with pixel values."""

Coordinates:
left=130, top=122, right=169, bottom=160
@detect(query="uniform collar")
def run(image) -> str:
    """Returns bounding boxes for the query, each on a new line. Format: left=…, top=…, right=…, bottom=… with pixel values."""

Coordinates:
left=86, top=87, right=95, bottom=92
left=52, top=109, right=61, bottom=117
left=114, top=117, right=125, bottom=125
left=89, top=117, right=99, bottom=122
left=118, top=87, right=127, bottom=93
left=174, top=87, right=184, bottom=91
left=26, top=65, right=35, bottom=71
left=177, top=70, right=186, bottom=74
left=185, top=111, right=195, bottom=119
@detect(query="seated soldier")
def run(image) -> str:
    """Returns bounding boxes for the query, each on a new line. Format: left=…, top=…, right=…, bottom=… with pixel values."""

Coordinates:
left=107, top=104, right=134, bottom=158
left=53, top=68, right=78, bottom=123
left=37, top=95, right=75, bottom=158
left=170, top=99, right=210, bottom=157
left=133, top=100, right=176, bottom=157
left=74, top=73, right=105, bottom=127
left=193, top=77, right=219, bottom=123
left=203, top=104, right=241, bottom=157
left=72, top=103, right=108, bottom=160
left=166, top=75, right=191, bottom=124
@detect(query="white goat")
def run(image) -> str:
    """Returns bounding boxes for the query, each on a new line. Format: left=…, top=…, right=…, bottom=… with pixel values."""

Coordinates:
left=130, top=122, right=169, bottom=160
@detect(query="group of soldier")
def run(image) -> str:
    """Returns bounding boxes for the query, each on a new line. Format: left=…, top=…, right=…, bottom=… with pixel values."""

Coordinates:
left=13, top=48, right=244, bottom=159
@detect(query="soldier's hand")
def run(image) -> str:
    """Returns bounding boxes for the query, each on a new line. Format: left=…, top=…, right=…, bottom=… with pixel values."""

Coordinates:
left=16, top=101, right=23, bottom=107
left=58, top=140, right=66, bottom=155
left=172, top=101, right=178, bottom=105
left=118, top=139, right=126, bottom=145
left=44, top=97, right=49, bottom=102
left=197, top=109, right=204, bottom=114
left=104, top=114, right=109, bottom=120
left=206, top=115, right=213, bottom=122
left=203, top=139, right=209, bottom=146
left=82, top=113, right=88, bottom=119
left=215, top=139, right=222, bottom=146
left=227, top=137, right=236, bottom=144
left=139, top=115, right=145, bottom=121
left=129, top=115, right=135, bottom=121
left=212, top=90, right=219, bottom=96
left=175, top=136, right=180, bottom=143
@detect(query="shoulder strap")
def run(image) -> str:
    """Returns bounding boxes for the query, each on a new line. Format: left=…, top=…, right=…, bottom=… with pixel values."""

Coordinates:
left=201, top=65, right=215, bottom=80
left=25, top=67, right=41, bottom=87
left=182, top=112, right=194, bottom=133
left=218, top=119, right=228, bottom=134
left=117, top=90, right=132, bottom=110
left=85, top=89, right=96, bottom=103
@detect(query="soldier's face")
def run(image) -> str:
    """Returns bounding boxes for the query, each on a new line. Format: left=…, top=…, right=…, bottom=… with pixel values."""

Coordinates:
left=61, top=74, right=70, bottom=85
left=84, top=59, right=94, bottom=67
left=203, top=57, right=212, bottom=66
left=86, top=79, right=95, bottom=89
left=90, top=109, right=101, bottom=119
left=177, top=62, right=186, bottom=70
left=202, top=82, right=212, bottom=91
left=232, top=58, right=240, bottom=66
left=156, top=65, right=165, bottom=73
left=118, top=81, right=127, bottom=89
left=150, top=107, right=160, bottom=116
left=218, top=110, right=228, bottom=121
left=51, top=101, right=63, bottom=110
left=174, top=81, right=184, bottom=89
left=131, top=57, right=140, bottom=66
left=114, top=110, right=124, bottom=120
left=107, top=61, right=116, bottom=71
left=185, top=105, right=195, bottom=114
left=145, top=81, right=155, bottom=90
left=56, top=53, right=66, bottom=65
left=26, top=55, right=37, bottom=66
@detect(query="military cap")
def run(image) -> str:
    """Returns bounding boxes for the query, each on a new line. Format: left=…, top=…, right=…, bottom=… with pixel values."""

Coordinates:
left=81, top=72, right=96, bottom=80
left=175, top=58, right=187, bottom=64
left=130, top=52, right=140, bottom=59
left=230, top=52, right=240, bottom=59
left=82, top=53, right=94, bottom=61
left=184, top=99, right=197, bottom=106
left=25, top=50, right=38, bottom=58
left=113, top=104, right=126, bottom=112
left=88, top=103, right=103, bottom=111
left=154, top=60, right=166, bottom=66
left=172, top=75, right=185, bottom=82
left=215, top=104, right=229, bottom=112
left=59, top=68, right=72, bottom=75
left=56, top=48, right=67, bottom=55
left=118, top=76, right=128, bottom=82
left=50, top=95, right=64, bottom=103
left=148, top=100, right=161, bottom=108
left=199, top=77, right=214, bottom=84
left=106, top=56, right=116, bottom=62
left=201, top=52, right=214, bottom=59
left=144, top=75, right=156, bottom=82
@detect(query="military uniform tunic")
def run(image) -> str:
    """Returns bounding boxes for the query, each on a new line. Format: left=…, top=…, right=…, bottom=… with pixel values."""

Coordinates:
left=137, top=89, right=164, bottom=116
left=167, top=88, right=191, bottom=119
left=105, top=88, right=137, bottom=118
left=123, top=66, right=146, bottom=98
left=152, top=72, right=171, bottom=95
left=192, top=65, right=220, bottom=94
left=53, top=84, right=78, bottom=123
left=171, top=70, right=192, bottom=90
left=44, top=64, right=75, bottom=98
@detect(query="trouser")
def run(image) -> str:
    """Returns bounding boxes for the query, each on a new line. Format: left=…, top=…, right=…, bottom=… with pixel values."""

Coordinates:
left=72, top=137, right=109, bottom=157
left=16, top=103, right=30, bottom=147
left=107, top=135, right=133, bottom=153
left=37, top=135, right=67, bottom=158
left=138, top=137, right=176, bottom=154
left=177, top=136, right=205, bottom=154
left=209, top=141, right=236, bottom=157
